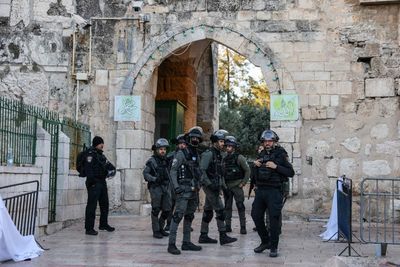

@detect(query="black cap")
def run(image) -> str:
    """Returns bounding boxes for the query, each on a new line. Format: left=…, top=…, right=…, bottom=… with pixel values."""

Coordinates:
left=92, top=136, right=104, bottom=147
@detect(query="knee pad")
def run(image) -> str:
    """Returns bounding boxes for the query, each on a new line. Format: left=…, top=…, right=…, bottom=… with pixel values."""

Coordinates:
left=215, top=209, right=226, bottom=221
left=173, top=212, right=184, bottom=223
left=184, top=213, right=194, bottom=222
left=236, top=202, right=245, bottom=212
left=151, top=207, right=161, bottom=217
left=202, top=210, right=213, bottom=223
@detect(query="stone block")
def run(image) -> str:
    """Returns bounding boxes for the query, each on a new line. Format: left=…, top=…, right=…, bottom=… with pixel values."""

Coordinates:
left=365, top=78, right=395, bottom=97
left=272, top=127, right=295, bottom=142
left=38, top=191, right=49, bottom=209
left=140, top=203, right=152, bottom=216
left=57, top=157, right=69, bottom=175
left=320, top=95, right=330, bottom=107
left=299, top=94, right=308, bottom=107
left=326, top=158, right=339, bottom=178
left=39, top=173, right=49, bottom=191
left=298, top=0, right=315, bottom=8
left=123, top=169, right=143, bottom=201
left=341, top=137, right=361, bottom=153
left=293, top=143, right=301, bottom=158
left=237, top=11, right=255, bottom=21
left=308, top=95, right=320, bottom=106
left=45, top=222, right=63, bottom=235
left=256, top=11, right=272, bottom=20
left=38, top=208, right=48, bottom=226
left=298, top=52, right=326, bottom=62
left=56, top=174, right=69, bottom=190
left=130, top=149, right=148, bottom=169
left=362, top=160, right=391, bottom=176
left=36, top=128, right=51, bottom=157
left=326, top=107, right=337, bottom=119
left=314, top=72, right=330, bottom=80
left=291, top=71, right=314, bottom=81
left=302, top=62, right=324, bottom=71
left=340, top=158, right=358, bottom=179
left=330, top=95, right=339, bottom=107
left=116, top=130, right=145, bottom=149
left=376, top=141, right=400, bottom=156
left=0, top=3, right=10, bottom=17
left=325, top=62, right=351, bottom=71
left=370, top=124, right=389, bottom=139
left=116, top=149, right=131, bottom=169
left=123, top=201, right=141, bottom=214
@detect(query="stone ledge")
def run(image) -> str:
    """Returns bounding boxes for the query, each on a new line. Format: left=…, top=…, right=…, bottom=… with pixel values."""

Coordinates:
left=0, top=166, right=42, bottom=174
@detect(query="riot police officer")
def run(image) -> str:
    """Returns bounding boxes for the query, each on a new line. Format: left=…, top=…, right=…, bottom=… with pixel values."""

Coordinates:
left=223, top=136, right=250, bottom=234
left=251, top=130, right=294, bottom=257
left=165, top=134, right=187, bottom=232
left=167, top=127, right=203, bottom=255
left=84, top=136, right=116, bottom=235
left=198, top=130, right=237, bottom=245
left=143, top=138, right=172, bottom=239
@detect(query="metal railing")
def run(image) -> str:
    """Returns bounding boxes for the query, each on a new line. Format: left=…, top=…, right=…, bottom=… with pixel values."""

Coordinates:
left=61, top=117, right=91, bottom=170
left=360, top=177, right=400, bottom=245
left=0, top=181, right=39, bottom=236
left=0, top=97, right=38, bottom=166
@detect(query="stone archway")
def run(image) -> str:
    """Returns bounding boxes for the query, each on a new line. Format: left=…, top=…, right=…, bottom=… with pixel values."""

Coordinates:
left=116, top=23, right=300, bottom=213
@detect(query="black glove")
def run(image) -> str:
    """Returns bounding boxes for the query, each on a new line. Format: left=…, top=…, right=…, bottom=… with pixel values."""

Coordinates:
left=155, top=175, right=162, bottom=183
left=208, top=183, right=219, bottom=192
left=174, top=186, right=184, bottom=195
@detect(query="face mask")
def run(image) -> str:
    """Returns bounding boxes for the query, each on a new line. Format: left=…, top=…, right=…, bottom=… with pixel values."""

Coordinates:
left=190, top=139, right=199, bottom=146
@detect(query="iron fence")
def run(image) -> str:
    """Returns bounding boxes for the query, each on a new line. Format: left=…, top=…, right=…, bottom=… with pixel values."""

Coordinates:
left=360, top=177, right=400, bottom=245
left=0, top=181, right=39, bottom=236
left=61, top=117, right=91, bottom=170
left=0, top=97, right=38, bottom=166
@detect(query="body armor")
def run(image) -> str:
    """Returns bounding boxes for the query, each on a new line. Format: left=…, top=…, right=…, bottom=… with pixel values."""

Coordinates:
left=223, top=153, right=243, bottom=181
left=206, top=147, right=223, bottom=184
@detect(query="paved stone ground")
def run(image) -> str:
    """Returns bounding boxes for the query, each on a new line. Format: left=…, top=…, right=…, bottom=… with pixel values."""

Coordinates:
left=2, top=212, right=400, bottom=267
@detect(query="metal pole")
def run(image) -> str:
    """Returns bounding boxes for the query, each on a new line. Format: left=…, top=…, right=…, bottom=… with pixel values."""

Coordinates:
left=75, top=80, right=79, bottom=121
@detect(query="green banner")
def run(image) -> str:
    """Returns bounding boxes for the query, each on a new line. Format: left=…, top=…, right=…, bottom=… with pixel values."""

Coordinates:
left=270, top=94, right=299, bottom=121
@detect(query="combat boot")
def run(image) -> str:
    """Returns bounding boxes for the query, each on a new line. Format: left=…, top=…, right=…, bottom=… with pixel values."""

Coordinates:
left=269, top=248, right=278, bottom=257
left=160, top=228, right=169, bottom=236
left=198, top=233, right=218, bottom=244
left=168, top=244, right=181, bottom=255
left=181, top=242, right=202, bottom=251
left=254, top=242, right=271, bottom=253
left=153, top=231, right=163, bottom=239
left=219, top=232, right=237, bottom=245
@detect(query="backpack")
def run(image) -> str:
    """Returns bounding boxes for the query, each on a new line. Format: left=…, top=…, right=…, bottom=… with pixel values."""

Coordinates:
left=76, top=145, right=89, bottom=177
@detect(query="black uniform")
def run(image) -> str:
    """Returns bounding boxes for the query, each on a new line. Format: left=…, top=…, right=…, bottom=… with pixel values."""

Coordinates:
left=251, top=146, right=294, bottom=251
left=143, top=154, right=172, bottom=236
left=84, top=147, right=116, bottom=231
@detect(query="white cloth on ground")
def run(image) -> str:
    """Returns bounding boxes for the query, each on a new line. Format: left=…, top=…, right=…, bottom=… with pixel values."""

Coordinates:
left=319, top=189, right=338, bottom=240
left=0, top=194, right=43, bottom=262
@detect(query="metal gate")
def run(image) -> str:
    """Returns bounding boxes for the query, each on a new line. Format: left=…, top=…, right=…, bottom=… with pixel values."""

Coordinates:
left=0, top=181, right=39, bottom=235
left=360, top=177, right=400, bottom=246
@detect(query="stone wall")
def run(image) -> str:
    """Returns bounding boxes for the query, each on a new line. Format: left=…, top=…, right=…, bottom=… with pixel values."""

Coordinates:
left=1, top=0, right=400, bottom=215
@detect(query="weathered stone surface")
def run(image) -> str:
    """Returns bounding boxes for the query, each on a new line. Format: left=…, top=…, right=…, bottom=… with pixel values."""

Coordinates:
left=376, top=141, right=400, bottom=156
left=378, top=98, right=399, bottom=118
left=341, top=137, right=361, bottom=153
left=123, top=169, right=143, bottom=201
left=326, top=158, right=339, bottom=178
left=340, top=158, right=358, bottom=178
left=370, top=123, right=389, bottom=139
left=272, top=127, right=295, bottom=142
left=362, top=160, right=391, bottom=176
left=365, top=78, right=395, bottom=97
left=311, top=124, right=333, bottom=135
left=365, top=144, right=372, bottom=156
left=344, top=117, right=365, bottom=131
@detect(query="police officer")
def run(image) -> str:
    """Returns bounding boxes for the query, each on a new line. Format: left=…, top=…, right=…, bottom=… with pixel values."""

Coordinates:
left=198, top=130, right=237, bottom=245
left=251, top=130, right=294, bottom=257
left=143, top=138, right=172, bottom=239
left=223, top=136, right=250, bottom=235
left=167, top=127, right=203, bottom=255
left=84, top=136, right=116, bottom=235
left=165, top=134, right=187, bottom=232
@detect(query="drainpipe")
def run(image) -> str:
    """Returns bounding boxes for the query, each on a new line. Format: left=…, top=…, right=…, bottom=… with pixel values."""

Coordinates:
left=75, top=80, right=80, bottom=121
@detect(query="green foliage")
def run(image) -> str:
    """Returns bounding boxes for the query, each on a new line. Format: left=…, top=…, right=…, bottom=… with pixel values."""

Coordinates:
left=220, top=105, right=270, bottom=158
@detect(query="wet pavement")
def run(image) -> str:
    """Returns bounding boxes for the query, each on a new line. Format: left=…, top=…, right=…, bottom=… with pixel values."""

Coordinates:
left=2, top=212, right=400, bottom=267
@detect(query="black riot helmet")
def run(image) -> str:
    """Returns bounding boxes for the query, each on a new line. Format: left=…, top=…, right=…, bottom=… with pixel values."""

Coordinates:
left=187, top=126, right=203, bottom=147
left=260, top=130, right=279, bottom=142
left=210, top=129, right=228, bottom=143
left=171, top=134, right=187, bottom=145
left=225, top=135, right=238, bottom=147
left=152, top=138, right=170, bottom=150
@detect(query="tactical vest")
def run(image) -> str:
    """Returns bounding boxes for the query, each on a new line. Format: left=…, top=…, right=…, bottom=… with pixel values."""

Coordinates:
left=177, top=148, right=199, bottom=186
left=223, top=153, right=244, bottom=181
left=206, top=147, right=223, bottom=184
left=256, top=148, right=286, bottom=187
left=153, top=156, right=169, bottom=184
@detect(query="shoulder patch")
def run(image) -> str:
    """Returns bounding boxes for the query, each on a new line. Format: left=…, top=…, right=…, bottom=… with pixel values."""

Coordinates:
left=87, top=155, right=93, bottom=163
left=172, top=158, right=178, bottom=167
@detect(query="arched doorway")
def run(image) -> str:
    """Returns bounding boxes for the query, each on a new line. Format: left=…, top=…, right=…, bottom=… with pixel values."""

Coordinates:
left=117, top=24, right=300, bottom=213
